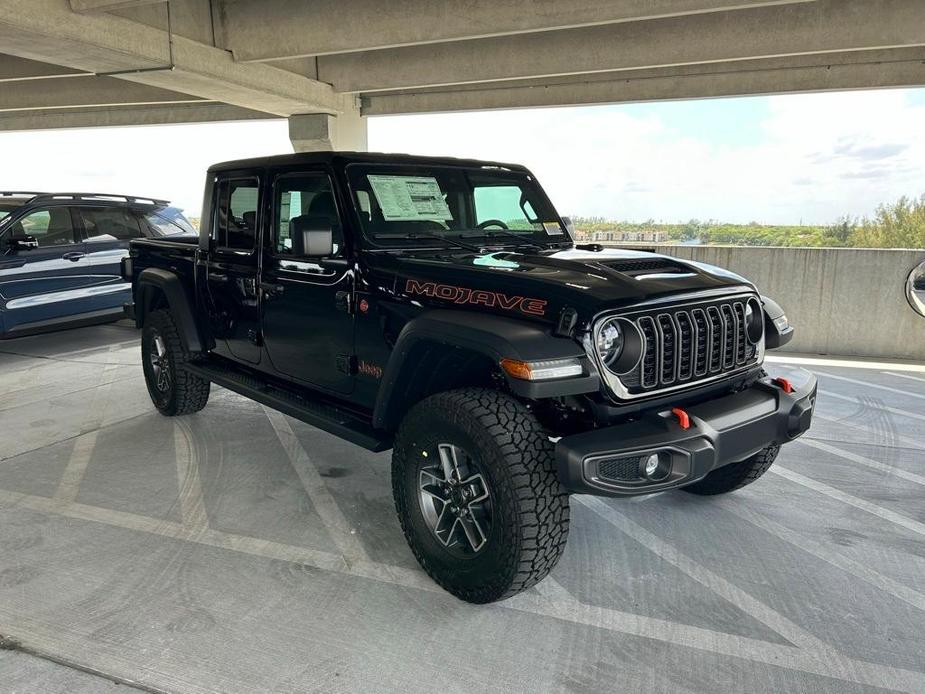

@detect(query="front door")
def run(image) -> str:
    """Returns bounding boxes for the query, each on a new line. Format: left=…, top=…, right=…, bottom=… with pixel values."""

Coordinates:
left=206, top=175, right=262, bottom=364
left=261, top=171, right=354, bottom=394
left=0, top=206, right=93, bottom=334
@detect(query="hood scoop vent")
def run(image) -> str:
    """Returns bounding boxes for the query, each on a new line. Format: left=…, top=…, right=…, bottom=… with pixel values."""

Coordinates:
left=598, top=258, right=693, bottom=277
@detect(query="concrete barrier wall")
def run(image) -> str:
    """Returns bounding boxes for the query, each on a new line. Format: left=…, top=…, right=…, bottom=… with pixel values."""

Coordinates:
left=647, top=246, right=925, bottom=361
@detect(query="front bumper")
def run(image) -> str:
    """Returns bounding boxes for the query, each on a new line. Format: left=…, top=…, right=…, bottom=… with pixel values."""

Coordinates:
left=555, top=369, right=816, bottom=497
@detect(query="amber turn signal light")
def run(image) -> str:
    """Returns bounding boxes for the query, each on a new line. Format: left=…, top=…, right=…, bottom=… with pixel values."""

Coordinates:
left=500, top=357, right=583, bottom=381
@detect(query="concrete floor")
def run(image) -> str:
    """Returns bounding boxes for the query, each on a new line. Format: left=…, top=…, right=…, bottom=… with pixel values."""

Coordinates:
left=0, top=322, right=923, bottom=694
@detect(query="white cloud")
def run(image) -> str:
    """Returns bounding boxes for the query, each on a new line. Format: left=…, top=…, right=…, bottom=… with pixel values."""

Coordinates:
left=370, top=89, right=925, bottom=225
left=2, top=89, right=922, bottom=226
left=0, top=120, right=292, bottom=217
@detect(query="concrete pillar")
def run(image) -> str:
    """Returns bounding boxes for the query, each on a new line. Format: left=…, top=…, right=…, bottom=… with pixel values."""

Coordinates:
left=289, top=104, right=367, bottom=153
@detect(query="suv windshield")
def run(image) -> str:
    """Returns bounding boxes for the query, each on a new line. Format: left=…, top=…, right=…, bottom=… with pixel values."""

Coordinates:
left=0, top=201, right=25, bottom=224
left=346, top=164, right=569, bottom=249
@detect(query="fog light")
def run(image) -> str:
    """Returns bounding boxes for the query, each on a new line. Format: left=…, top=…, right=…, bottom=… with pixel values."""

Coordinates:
left=641, top=452, right=671, bottom=481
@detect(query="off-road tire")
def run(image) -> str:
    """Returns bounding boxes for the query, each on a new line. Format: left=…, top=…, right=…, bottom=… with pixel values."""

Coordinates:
left=141, top=309, right=210, bottom=416
left=392, top=388, right=570, bottom=603
left=680, top=444, right=780, bottom=495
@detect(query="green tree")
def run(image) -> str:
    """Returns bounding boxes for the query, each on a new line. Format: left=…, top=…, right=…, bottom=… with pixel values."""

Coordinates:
left=850, top=194, right=925, bottom=249
left=822, top=217, right=854, bottom=246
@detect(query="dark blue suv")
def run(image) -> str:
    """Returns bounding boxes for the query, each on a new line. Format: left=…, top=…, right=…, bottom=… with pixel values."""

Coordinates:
left=0, top=192, right=195, bottom=338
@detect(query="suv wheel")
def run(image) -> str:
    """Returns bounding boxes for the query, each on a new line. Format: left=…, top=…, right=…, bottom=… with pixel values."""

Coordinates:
left=141, top=309, right=210, bottom=416
left=392, top=388, right=570, bottom=603
left=680, top=444, right=780, bottom=495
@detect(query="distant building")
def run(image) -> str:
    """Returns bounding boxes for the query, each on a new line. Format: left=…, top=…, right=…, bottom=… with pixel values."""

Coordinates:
left=586, top=229, right=668, bottom=244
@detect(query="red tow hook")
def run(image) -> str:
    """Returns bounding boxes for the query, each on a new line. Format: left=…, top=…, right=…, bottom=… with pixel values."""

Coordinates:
left=671, top=407, right=691, bottom=430
left=773, top=377, right=795, bottom=394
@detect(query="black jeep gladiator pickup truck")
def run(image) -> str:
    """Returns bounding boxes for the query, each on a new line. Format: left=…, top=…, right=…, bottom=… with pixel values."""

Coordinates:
left=123, top=151, right=816, bottom=603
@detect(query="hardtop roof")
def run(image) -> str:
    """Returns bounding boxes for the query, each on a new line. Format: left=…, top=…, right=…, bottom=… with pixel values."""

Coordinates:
left=207, top=150, right=531, bottom=174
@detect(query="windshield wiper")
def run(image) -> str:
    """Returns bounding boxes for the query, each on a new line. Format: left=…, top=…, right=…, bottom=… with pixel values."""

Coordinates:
left=372, top=232, right=482, bottom=253
left=461, top=229, right=546, bottom=252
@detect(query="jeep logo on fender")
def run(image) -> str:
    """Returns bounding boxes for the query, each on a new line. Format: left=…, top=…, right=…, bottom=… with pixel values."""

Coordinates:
left=405, top=279, right=547, bottom=316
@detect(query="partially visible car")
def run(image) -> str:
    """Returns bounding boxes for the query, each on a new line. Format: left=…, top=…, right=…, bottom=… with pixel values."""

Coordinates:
left=0, top=191, right=195, bottom=338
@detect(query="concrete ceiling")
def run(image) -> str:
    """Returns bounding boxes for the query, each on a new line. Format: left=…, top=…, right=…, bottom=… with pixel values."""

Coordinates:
left=0, top=0, right=923, bottom=131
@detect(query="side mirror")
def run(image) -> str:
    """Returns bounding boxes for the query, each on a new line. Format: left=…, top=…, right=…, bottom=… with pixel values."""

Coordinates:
left=906, top=260, right=925, bottom=318
left=761, top=295, right=794, bottom=349
left=9, top=235, right=38, bottom=251
left=289, top=215, right=334, bottom=258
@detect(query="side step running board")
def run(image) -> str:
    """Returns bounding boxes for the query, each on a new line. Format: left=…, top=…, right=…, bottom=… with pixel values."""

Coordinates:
left=185, top=361, right=391, bottom=452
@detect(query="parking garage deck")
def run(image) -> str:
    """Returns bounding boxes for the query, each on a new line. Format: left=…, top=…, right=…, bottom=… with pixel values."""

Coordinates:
left=0, top=322, right=923, bottom=693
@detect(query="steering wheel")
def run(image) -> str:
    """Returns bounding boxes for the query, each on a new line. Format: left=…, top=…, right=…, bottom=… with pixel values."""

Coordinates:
left=476, top=219, right=509, bottom=230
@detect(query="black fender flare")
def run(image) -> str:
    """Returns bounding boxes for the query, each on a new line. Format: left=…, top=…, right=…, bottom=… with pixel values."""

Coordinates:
left=135, top=268, right=203, bottom=353
left=372, top=309, right=599, bottom=431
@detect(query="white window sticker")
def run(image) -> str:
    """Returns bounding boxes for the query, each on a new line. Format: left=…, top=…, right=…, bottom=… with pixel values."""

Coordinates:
left=367, top=175, right=453, bottom=222
left=543, top=221, right=564, bottom=235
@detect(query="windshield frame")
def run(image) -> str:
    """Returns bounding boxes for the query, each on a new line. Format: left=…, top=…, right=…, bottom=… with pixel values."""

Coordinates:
left=343, top=162, right=571, bottom=252
left=0, top=201, right=27, bottom=228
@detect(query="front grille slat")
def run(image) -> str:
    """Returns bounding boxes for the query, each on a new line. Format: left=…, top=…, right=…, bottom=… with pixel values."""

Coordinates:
left=708, top=306, right=723, bottom=372
left=677, top=312, right=694, bottom=381
left=692, top=308, right=709, bottom=377
left=734, top=302, right=747, bottom=364
left=721, top=304, right=736, bottom=369
left=638, top=316, right=659, bottom=389
left=625, top=296, right=760, bottom=397
left=657, top=314, right=676, bottom=386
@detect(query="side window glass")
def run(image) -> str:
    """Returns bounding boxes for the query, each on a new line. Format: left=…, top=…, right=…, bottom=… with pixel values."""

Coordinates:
left=9, top=208, right=76, bottom=247
left=473, top=185, right=539, bottom=230
left=275, top=175, right=342, bottom=256
left=142, top=207, right=197, bottom=236
left=215, top=178, right=259, bottom=250
left=80, top=207, right=143, bottom=242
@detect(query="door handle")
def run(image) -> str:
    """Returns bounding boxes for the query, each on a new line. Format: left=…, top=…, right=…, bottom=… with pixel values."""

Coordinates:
left=260, top=281, right=285, bottom=299
left=62, top=251, right=85, bottom=262
left=335, top=290, right=353, bottom=313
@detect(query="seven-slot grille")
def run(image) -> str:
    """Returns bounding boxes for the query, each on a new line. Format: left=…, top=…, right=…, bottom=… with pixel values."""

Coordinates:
left=617, top=296, right=759, bottom=395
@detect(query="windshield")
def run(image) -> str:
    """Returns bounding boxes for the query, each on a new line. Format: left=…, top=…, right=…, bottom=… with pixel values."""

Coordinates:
left=346, top=164, right=569, bottom=249
left=0, top=201, right=25, bottom=225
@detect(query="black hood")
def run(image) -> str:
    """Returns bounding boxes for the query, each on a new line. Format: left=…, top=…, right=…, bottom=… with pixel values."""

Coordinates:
left=366, top=246, right=755, bottom=328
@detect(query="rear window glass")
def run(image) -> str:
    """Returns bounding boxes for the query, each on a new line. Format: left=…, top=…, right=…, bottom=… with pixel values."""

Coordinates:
left=144, top=206, right=196, bottom=236
left=214, top=178, right=259, bottom=250
left=79, top=207, right=142, bottom=242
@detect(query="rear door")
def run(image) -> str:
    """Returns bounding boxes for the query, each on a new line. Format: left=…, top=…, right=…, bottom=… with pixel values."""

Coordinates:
left=0, top=206, right=93, bottom=333
left=205, top=174, right=263, bottom=364
left=76, top=205, right=143, bottom=307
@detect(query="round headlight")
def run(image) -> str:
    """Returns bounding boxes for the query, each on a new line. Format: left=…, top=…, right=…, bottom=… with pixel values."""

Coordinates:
left=745, top=298, right=764, bottom=344
left=596, top=318, right=624, bottom=368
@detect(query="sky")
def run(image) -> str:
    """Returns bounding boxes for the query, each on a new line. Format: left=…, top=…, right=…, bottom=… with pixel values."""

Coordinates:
left=2, top=88, right=924, bottom=226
